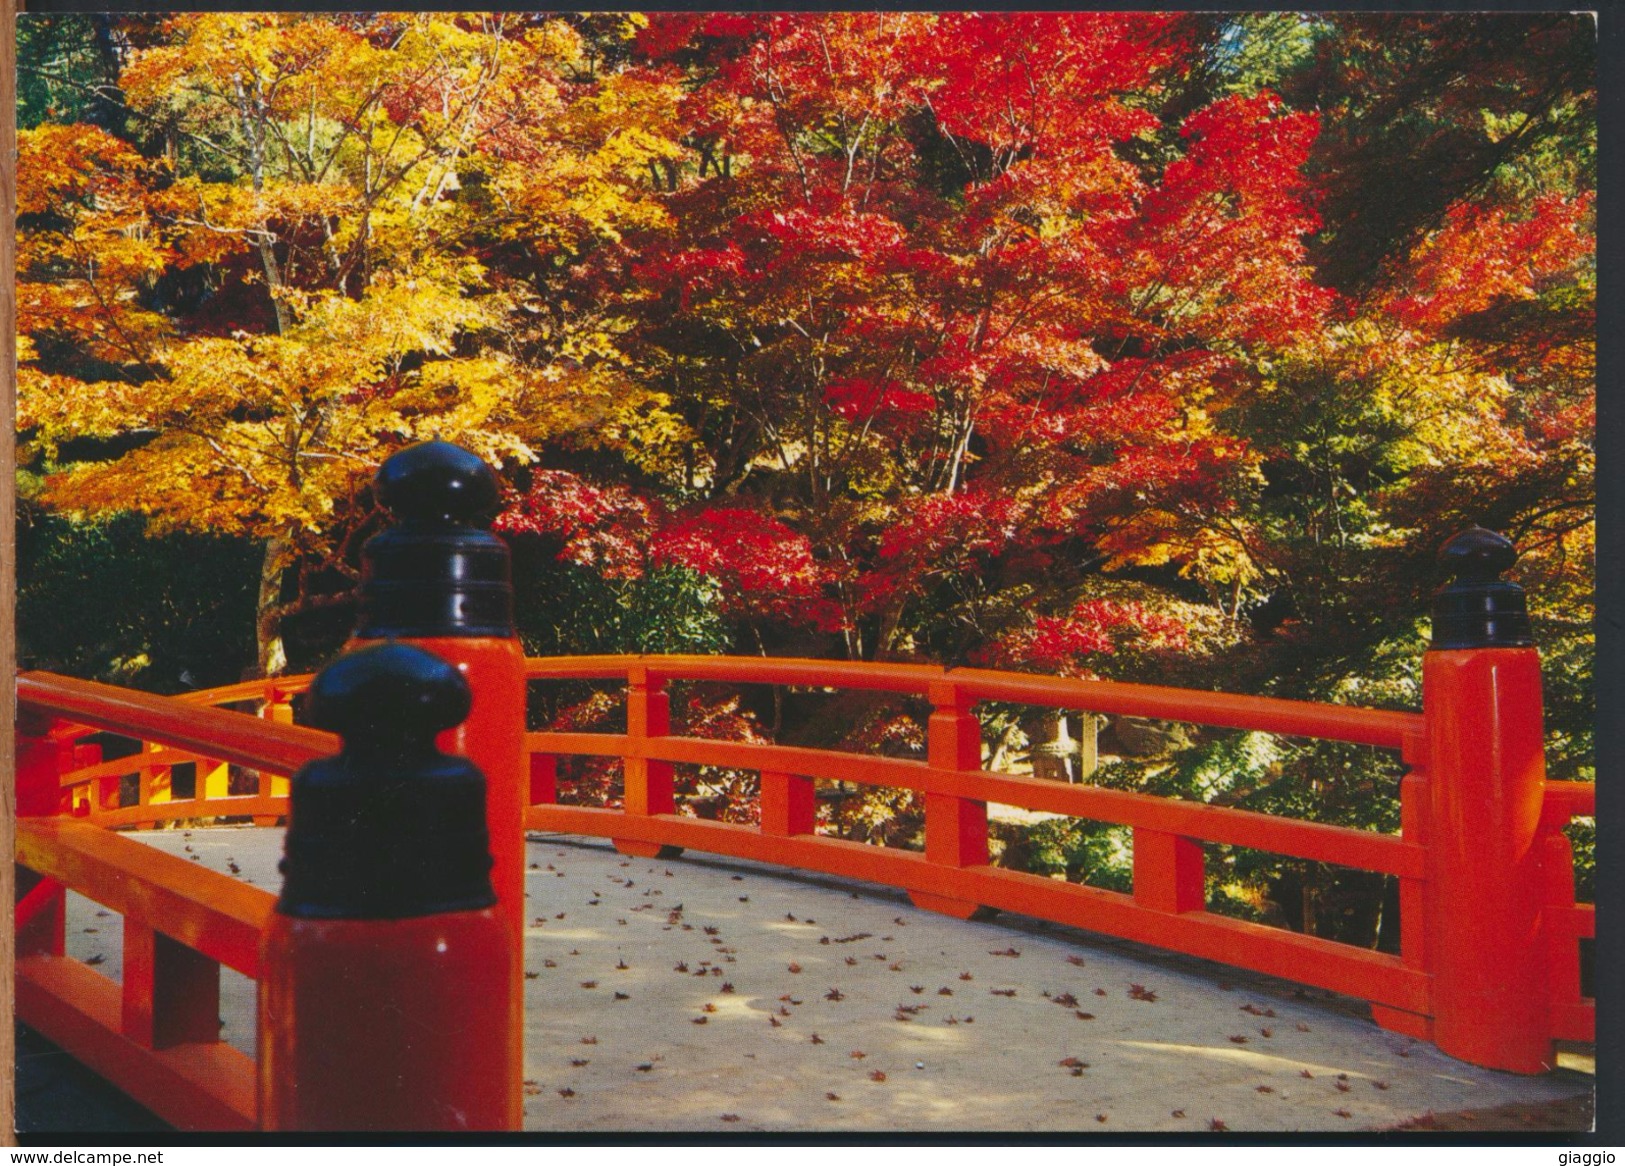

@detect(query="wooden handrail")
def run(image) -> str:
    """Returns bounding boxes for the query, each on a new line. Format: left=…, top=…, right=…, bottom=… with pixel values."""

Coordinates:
left=522, top=654, right=1422, bottom=746
left=16, top=817, right=275, bottom=977
left=527, top=729, right=1422, bottom=875
left=14, top=650, right=1594, bottom=1112
left=947, top=667, right=1422, bottom=748
left=19, top=671, right=333, bottom=776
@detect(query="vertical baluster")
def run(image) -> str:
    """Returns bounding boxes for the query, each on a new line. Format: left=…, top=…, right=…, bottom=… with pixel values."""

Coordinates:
left=909, top=679, right=990, bottom=920
left=196, top=759, right=231, bottom=804
left=1131, top=829, right=1204, bottom=913
left=69, top=738, right=102, bottom=816
left=1396, top=761, right=1428, bottom=970
left=760, top=771, right=815, bottom=837
left=94, top=767, right=123, bottom=818
left=255, top=686, right=294, bottom=825
left=144, top=740, right=173, bottom=806
left=616, top=664, right=681, bottom=859
left=16, top=712, right=71, bottom=956
left=1538, top=815, right=1583, bottom=1023
left=529, top=753, right=558, bottom=806
left=122, top=921, right=221, bottom=1049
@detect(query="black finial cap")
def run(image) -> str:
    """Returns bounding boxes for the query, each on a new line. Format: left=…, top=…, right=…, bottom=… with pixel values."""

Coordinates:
left=374, top=440, right=501, bottom=526
left=1429, top=526, right=1534, bottom=650
left=355, top=441, right=516, bottom=639
left=277, top=643, right=497, bottom=919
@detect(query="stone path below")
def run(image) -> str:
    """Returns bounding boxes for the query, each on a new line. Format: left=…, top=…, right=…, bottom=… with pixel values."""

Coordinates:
left=56, top=825, right=1592, bottom=1134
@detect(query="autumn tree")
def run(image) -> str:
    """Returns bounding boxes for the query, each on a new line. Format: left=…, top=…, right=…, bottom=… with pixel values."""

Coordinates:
left=19, top=13, right=1592, bottom=922
left=569, top=13, right=1333, bottom=674
left=18, top=13, right=678, bottom=674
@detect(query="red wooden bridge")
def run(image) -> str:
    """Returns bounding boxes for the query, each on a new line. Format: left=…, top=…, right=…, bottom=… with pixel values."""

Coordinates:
left=13, top=648, right=1595, bottom=1130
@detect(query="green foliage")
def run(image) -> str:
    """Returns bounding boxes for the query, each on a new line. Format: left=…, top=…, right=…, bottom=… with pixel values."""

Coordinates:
left=1005, top=817, right=1134, bottom=892
left=17, top=16, right=119, bottom=131
left=1566, top=818, right=1594, bottom=904
left=512, top=553, right=729, bottom=658
left=1538, top=628, right=1595, bottom=784
left=1208, top=14, right=1325, bottom=98
left=16, top=503, right=259, bottom=692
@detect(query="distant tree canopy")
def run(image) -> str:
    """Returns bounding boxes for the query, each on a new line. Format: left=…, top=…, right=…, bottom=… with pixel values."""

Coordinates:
left=16, top=10, right=1593, bottom=940
left=17, top=14, right=1592, bottom=742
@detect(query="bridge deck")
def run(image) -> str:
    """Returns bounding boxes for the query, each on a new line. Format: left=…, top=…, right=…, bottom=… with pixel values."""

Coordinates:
left=53, top=825, right=1590, bottom=1134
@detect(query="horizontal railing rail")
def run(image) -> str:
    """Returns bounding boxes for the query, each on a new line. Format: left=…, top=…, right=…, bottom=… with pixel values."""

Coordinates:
left=15, top=816, right=275, bottom=1130
left=519, top=655, right=1433, bottom=1016
left=14, top=648, right=1596, bottom=1125
left=525, top=731, right=1423, bottom=876
left=523, top=655, right=1424, bottom=746
left=21, top=671, right=326, bottom=828
left=20, top=672, right=330, bottom=775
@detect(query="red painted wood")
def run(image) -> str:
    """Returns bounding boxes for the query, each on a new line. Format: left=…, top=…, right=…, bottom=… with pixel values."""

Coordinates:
left=399, top=637, right=529, bottom=961
left=17, top=955, right=256, bottom=1131
left=18, top=651, right=1589, bottom=1091
left=19, top=671, right=332, bottom=776
left=760, top=771, right=815, bottom=837
left=623, top=667, right=675, bottom=817
left=1423, top=647, right=1552, bottom=1073
left=259, top=909, right=520, bottom=1131
left=529, top=753, right=558, bottom=805
left=122, top=922, right=222, bottom=1050
left=16, top=818, right=274, bottom=977
left=532, top=732, right=1423, bottom=876
left=1133, top=829, right=1205, bottom=913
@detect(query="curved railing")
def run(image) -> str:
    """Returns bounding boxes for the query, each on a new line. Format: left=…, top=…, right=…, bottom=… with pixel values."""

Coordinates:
left=14, top=654, right=1596, bottom=1129
left=521, top=657, right=1430, bottom=1010
left=19, top=672, right=317, bottom=829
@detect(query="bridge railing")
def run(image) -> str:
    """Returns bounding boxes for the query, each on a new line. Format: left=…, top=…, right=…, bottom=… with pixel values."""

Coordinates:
left=15, top=674, right=332, bottom=1129
left=14, top=645, right=1596, bottom=1128
left=523, top=656, right=1432, bottom=1015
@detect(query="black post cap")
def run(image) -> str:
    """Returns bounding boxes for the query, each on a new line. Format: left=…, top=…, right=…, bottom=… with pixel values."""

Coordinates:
left=354, top=440, right=516, bottom=639
left=277, top=642, right=497, bottom=920
left=1429, top=526, right=1534, bottom=650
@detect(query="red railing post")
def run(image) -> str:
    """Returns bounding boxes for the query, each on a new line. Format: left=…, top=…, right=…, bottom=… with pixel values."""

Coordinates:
left=350, top=441, right=529, bottom=1059
left=259, top=644, right=520, bottom=1130
left=1420, top=527, right=1552, bottom=1073
left=911, top=679, right=990, bottom=920
left=761, top=771, right=815, bottom=837
left=529, top=752, right=558, bottom=805
left=616, top=663, right=682, bottom=858
left=253, top=685, right=294, bottom=823
left=1132, top=830, right=1204, bottom=913
left=16, top=709, right=70, bottom=955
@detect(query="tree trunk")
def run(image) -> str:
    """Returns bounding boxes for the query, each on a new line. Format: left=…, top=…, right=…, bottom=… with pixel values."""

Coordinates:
left=256, top=536, right=290, bottom=678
